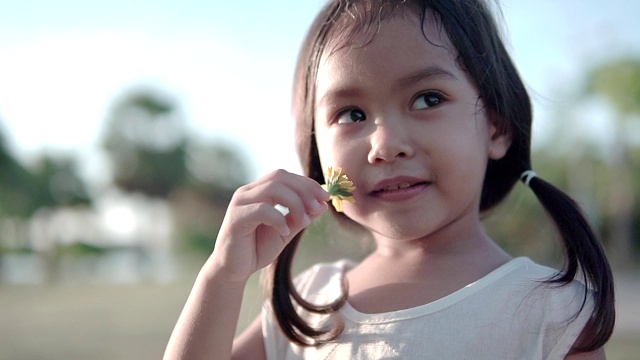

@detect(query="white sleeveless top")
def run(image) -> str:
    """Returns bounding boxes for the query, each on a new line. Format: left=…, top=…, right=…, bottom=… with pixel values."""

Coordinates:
left=262, top=257, right=593, bottom=359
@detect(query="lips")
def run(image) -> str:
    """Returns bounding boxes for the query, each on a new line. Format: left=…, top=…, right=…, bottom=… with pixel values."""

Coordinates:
left=370, top=177, right=431, bottom=195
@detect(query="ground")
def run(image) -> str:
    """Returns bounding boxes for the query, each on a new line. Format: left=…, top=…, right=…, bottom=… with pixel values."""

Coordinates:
left=0, top=256, right=638, bottom=360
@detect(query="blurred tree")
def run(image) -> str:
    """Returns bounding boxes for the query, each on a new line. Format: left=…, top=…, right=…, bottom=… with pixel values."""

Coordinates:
left=102, top=85, right=254, bottom=254
left=102, top=87, right=188, bottom=197
left=171, top=140, right=252, bottom=254
left=583, top=58, right=640, bottom=268
left=586, top=59, right=640, bottom=114
left=0, top=122, right=37, bottom=217
left=0, top=121, right=90, bottom=218
left=30, top=154, right=91, bottom=208
left=186, top=140, right=250, bottom=203
left=483, top=149, right=569, bottom=267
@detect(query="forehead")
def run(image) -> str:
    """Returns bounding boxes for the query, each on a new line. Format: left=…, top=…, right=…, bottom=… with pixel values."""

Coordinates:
left=315, top=10, right=461, bottom=103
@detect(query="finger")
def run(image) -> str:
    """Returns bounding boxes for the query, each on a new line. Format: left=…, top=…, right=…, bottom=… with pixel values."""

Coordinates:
left=253, top=185, right=309, bottom=225
left=237, top=202, right=292, bottom=237
left=237, top=181, right=312, bottom=228
left=250, top=170, right=330, bottom=215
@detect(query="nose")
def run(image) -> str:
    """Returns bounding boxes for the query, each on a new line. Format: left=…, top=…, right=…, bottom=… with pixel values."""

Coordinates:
left=367, top=119, right=415, bottom=164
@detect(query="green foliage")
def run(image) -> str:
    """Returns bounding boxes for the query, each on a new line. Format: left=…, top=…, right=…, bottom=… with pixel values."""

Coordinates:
left=102, top=86, right=253, bottom=201
left=103, top=87, right=189, bottom=198
left=182, top=230, right=217, bottom=256
left=0, top=245, right=32, bottom=255
left=582, top=57, right=640, bottom=268
left=482, top=154, right=569, bottom=267
left=30, top=155, right=92, bottom=207
left=56, top=242, right=109, bottom=257
left=186, top=141, right=251, bottom=195
left=585, top=58, right=640, bottom=115
left=113, top=146, right=188, bottom=197
left=0, top=121, right=90, bottom=217
left=183, top=140, right=251, bottom=232
left=0, top=126, right=38, bottom=217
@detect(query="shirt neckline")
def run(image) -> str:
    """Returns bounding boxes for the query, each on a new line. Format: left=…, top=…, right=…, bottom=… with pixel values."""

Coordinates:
left=340, top=256, right=532, bottom=324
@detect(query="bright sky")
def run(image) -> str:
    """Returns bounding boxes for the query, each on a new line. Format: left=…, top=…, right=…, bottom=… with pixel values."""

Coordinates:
left=1, top=0, right=639, bottom=187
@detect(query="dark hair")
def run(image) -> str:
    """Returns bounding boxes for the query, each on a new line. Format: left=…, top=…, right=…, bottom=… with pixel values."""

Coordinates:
left=265, top=0, right=615, bottom=352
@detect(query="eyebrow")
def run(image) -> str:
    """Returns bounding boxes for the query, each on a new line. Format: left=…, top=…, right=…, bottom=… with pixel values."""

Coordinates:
left=316, top=65, right=459, bottom=108
left=316, top=88, right=362, bottom=109
left=397, top=65, right=459, bottom=88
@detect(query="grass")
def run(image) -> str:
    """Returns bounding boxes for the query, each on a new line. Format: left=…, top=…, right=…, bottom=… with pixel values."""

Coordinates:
left=0, top=253, right=265, bottom=360
left=0, top=253, right=638, bottom=359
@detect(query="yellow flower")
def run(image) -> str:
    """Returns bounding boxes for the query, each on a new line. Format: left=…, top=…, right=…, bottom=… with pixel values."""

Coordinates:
left=321, top=166, right=356, bottom=213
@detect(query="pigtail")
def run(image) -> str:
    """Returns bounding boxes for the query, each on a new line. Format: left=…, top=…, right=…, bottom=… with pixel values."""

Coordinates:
left=525, top=173, right=615, bottom=351
left=267, top=230, right=347, bottom=347
left=443, top=0, right=616, bottom=349
left=268, top=127, right=349, bottom=346
left=263, top=0, right=352, bottom=347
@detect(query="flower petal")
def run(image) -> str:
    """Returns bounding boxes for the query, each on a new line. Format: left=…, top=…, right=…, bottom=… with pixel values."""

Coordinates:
left=322, top=166, right=356, bottom=212
left=332, top=197, right=343, bottom=212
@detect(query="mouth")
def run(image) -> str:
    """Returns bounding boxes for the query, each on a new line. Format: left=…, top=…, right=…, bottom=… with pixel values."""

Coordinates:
left=371, top=180, right=431, bottom=194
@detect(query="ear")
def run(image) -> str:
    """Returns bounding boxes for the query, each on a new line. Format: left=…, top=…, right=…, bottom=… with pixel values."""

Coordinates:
left=487, top=111, right=512, bottom=160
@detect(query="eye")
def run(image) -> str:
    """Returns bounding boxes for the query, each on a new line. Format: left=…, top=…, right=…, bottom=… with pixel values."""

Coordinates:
left=411, top=92, right=444, bottom=110
left=336, top=108, right=367, bottom=124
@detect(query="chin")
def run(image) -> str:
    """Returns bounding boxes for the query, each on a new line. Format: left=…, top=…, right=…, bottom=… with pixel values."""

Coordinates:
left=360, top=219, right=432, bottom=242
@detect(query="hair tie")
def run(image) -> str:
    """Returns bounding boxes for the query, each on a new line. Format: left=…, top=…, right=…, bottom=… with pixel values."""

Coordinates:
left=520, top=170, right=537, bottom=187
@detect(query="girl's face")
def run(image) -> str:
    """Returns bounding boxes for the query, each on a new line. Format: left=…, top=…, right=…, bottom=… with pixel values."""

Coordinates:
left=313, top=13, right=511, bottom=244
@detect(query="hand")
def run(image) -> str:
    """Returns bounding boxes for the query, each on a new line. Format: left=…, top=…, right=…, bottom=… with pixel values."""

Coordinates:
left=207, top=169, right=330, bottom=285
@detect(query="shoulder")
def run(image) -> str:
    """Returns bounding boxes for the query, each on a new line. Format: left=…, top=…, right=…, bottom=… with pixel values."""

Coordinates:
left=456, top=257, right=591, bottom=326
left=293, top=259, right=356, bottom=303
left=260, top=259, right=355, bottom=360
left=497, top=258, right=592, bottom=318
left=501, top=258, right=595, bottom=358
left=294, top=258, right=356, bottom=279
left=510, top=258, right=591, bottom=306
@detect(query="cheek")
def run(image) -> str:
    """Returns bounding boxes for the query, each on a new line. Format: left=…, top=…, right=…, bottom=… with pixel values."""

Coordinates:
left=313, top=127, right=333, bottom=171
left=314, top=127, right=364, bottom=179
left=314, top=124, right=345, bottom=165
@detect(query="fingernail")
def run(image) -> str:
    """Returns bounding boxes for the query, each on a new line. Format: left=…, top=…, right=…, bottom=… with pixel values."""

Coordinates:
left=281, top=226, right=291, bottom=236
left=309, top=199, right=323, bottom=214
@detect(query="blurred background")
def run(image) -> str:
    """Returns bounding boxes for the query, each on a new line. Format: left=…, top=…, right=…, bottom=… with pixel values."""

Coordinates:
left=0, top=0, right=638, bottom=359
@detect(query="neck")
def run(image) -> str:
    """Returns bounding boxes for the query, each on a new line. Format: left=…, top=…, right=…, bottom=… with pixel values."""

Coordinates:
left=346, top=222, right=512, bottom=314
left=372, top=213, right=490, bottom=253
left=365, top=217, right=511, bottom=277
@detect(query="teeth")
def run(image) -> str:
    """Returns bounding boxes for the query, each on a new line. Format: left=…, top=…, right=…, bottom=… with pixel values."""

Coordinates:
left=383, top=183, right=412, bottom=191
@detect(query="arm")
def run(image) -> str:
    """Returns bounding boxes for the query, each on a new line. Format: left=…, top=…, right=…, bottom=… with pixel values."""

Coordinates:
left=163, top=170, right=329, bottom=360
left=232, top=317, right=265, bottom=360
left=163, top=261, right=247, bottom=360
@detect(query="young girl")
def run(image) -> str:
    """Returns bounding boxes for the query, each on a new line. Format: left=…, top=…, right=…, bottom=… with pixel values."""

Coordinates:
left=164, top=0, right=615, bottom=359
